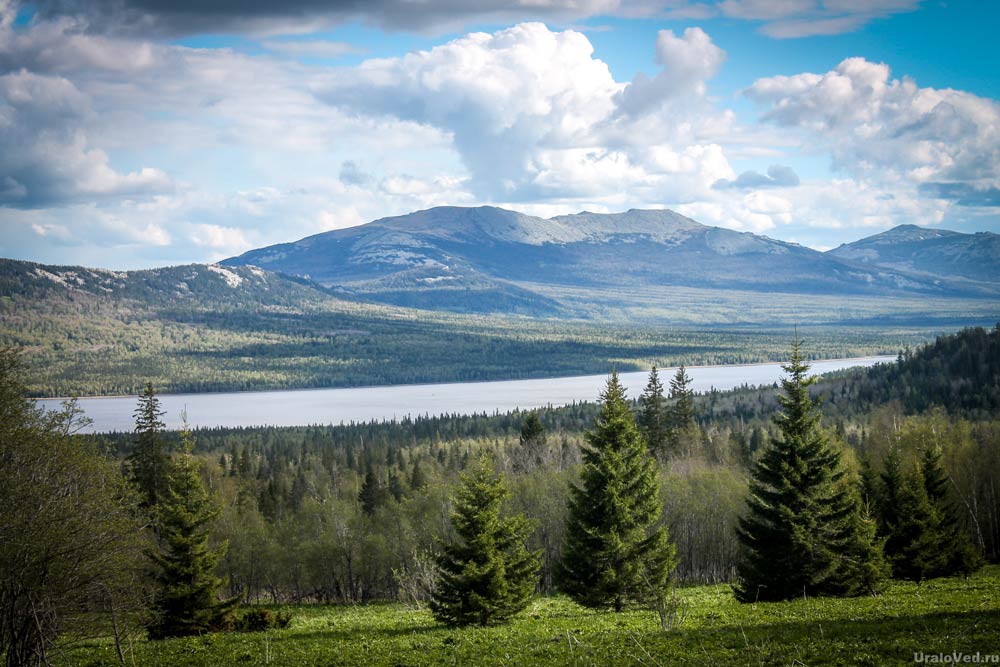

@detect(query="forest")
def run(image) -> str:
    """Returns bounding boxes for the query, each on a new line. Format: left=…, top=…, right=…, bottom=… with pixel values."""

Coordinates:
left=2, top=324, right=998, bottom=666
left=2, top=258, right=993, bottom=397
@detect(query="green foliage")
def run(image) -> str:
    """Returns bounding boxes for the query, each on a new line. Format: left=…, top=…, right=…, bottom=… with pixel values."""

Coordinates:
left=233, top=609, right=292, bottom=633
left=358, top=468, right=387, bottom=516
left=736, top=340, right=887, bottom=602
left=430, top=458, right=540, bottom=627
left=130, top=381, right=170, bottom=508
left=57, top=568, right=1000, bottom=667
left=0, top=348, right=149, bottom=667
left=514, top=411, right=547, bottom=472
left=876, top=444, right=983, bottom=581
left=668, top=364, right=700, bottom=457
left=637, top=366, right=668, bottom=457
left=149, top=424, right=239, bottom=639
left=559, top=372, right=677, bottom=612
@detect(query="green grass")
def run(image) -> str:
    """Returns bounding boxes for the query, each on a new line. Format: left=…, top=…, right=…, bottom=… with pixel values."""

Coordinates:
left=64, top=567, right=1000, bottom=666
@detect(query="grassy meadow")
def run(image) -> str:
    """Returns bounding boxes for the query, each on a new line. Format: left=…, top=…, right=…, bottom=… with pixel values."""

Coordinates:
left=65, top=567, right=1000, bottom=667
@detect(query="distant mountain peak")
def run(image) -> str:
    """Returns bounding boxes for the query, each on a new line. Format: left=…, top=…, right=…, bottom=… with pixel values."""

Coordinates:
left=829, top=223, right=1000, bottom=283
left=218, top=205, right=996, bottom=317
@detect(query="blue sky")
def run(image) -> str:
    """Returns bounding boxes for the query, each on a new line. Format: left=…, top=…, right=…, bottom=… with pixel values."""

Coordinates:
left=0, top=0, right=997, bottom=268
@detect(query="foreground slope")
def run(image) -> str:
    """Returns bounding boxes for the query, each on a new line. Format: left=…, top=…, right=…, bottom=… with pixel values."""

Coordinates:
left=61, top=568, right=1000, bottom=667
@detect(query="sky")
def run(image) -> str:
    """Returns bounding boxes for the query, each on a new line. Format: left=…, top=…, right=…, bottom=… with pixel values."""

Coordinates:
left=0, top=0, right=997, bottom=269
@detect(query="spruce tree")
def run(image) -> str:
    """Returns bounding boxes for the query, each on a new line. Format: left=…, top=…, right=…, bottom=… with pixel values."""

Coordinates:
left=735, top=341, right=886, bottom=602
left=430, top=457, right=540, bottom=627
left=919, top=446, right=982, bottom=575
left=516, top=411, right=548, bottom=471
left=668, top=365, right=697, bottom=456
left=876, top=446, right=982, bottom=580
left=637, top=366, right=668, bottom=458
left=358, top=468, right=386, bottom=515
left=149, top=422, right=237, bottom=638
left=881, top=468, right=948, bottom=581
left=130, top=382, right=170, bottom=508
left=409, top=458, right=427, bottom=491
left=559, top=372, right=677, bottom=612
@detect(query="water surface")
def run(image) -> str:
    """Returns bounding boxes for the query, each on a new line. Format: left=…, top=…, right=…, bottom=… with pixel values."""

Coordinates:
left=37, top=356, right=892, bottom=433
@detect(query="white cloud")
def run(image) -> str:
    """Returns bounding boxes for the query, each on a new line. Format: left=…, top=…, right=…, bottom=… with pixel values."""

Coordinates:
left=615, top=27, right=726, bottom=117
left=0, top=69, right=173, bottom=207
left=317, top=22, right=735, bottom=202
left=745, top=57, right=1000, bottom=204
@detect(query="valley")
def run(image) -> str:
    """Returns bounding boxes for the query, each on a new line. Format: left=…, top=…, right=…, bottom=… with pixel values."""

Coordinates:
left=2, top=207, right=997, bottom=398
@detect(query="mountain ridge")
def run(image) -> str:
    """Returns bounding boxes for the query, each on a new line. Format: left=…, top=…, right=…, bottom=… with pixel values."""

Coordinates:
left=828, top=223, right=1000, bottom=283
left=223, top=206, right=999, bottom=316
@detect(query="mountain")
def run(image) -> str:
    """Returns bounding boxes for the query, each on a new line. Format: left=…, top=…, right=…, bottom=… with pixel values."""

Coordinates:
left=224, top=206, right=997, bottom=316
left=3, top=254, right=996, bottom=398
left=0, top=259, right=325, bottom=308
left=827, top=224, right=1000, bottom=284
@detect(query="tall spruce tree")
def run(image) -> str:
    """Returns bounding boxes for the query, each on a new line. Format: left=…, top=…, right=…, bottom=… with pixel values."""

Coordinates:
left=130, top=382, right=170, bottom=508
left=638, top=366, right=669, bottom=458
left=876, top=446, right=981, bottom=581
left=735, top=341, right=886, bottom=602
left=358, top=467, right=386, bottom=516
left=559, top=372, right=677, bottom=612
left=430, top=457, right=540, bottom=627
left=919, top=446, right=982, bottom=575
left=668, top=365, right=698, bottom=456
left=149, top=422, right=237, bottom=639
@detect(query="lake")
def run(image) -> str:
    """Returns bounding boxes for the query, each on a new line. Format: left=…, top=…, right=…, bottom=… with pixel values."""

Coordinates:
left=35, top=356, right=892, bottom=433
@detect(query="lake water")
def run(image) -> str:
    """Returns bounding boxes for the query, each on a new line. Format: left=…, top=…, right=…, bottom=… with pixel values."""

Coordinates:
left=35, top=356, right=892, bottom=433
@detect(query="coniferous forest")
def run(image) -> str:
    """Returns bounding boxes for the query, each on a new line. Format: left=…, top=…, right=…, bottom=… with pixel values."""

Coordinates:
left=2, top=325, right=999, bottom=666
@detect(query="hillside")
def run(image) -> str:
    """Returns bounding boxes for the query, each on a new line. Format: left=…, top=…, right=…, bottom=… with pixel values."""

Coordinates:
left=224, top=206, right=999, bottom=316
left=1, top=256, right=981, bottom=397
left=828, top=224, right=1000, bottom=283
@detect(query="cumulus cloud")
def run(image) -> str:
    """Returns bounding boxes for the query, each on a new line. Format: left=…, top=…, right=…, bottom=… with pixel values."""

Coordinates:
left=713, top=164, right=799, bottom=189
left=615, top=27, right=725, bottom=117
left=0, top=69, right=172, bottom=207
left=745, top=57, right=1000, bottom=206
left=317, top=23, right=734, bottom=202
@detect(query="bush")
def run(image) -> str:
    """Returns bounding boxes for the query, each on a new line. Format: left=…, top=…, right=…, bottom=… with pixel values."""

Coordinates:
left=233, top=609, right=292, bottom=633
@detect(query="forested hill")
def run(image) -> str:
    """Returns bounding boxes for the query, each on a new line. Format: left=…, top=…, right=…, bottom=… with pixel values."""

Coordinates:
left=703, top=324, right=1000, bottom=426
left=224, top=206, right=1000, bottom=316
left=101, top=325, right=1000, bottom=456
left=829, top=224, right=1000, bottom=283
left=3, top=256, right=985, bottom=398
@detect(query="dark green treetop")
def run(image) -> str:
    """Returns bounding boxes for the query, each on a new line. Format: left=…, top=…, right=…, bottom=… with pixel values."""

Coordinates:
left=876, top=445, right=982, bottom=581
left=736, top=340, right=887, bottom=602
left=130, top=382, right=170, bottom=508
left=638, top=366, right=668, bottom=458
left=559, top=371, right=677, bottom=612
left=430, top=457, right=540, bottom=627
left=148, top=420, right=238, bottom=639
